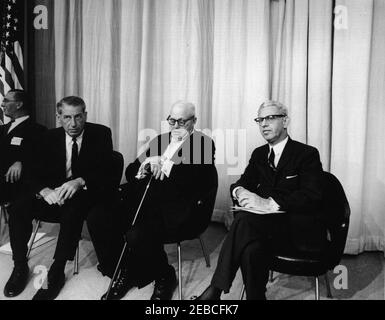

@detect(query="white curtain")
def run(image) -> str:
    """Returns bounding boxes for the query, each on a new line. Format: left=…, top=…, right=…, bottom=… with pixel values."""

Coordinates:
left=51, top=0, right=385, bottom=255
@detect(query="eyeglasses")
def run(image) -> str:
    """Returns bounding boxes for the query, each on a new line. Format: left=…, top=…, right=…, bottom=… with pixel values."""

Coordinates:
left=167, top=115, right=195, bottom=127
left=254, top=114, right=286, bottom=125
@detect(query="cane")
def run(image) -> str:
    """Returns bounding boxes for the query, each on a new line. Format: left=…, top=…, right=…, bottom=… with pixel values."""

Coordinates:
left=103, top=175, right=153, bottom=300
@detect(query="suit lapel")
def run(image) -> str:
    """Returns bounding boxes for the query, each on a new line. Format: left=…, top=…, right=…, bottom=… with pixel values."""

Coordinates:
left=78, top=127, right=88, bottom=160
left=5, top=118, right=29, bottom=138
left=276, top=137, right=294, bottom=172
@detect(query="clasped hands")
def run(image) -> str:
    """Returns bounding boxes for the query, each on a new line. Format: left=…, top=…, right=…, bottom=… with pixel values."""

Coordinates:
left=39, top=178, right=85, bottom=206
left=136, top=156, right=167, bottom=181
left=236, top=187, right=273, bottom=211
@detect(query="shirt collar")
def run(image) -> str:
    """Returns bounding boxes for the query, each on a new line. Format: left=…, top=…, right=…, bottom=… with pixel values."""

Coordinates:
left=65, top=130, right=84, bottom=145
left=269, top=136, right=289, bottom=155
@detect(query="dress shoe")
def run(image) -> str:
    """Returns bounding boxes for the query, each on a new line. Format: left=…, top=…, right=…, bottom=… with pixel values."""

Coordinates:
left=150, top=266, right=177, bottom=300
left=32, top=272, right=65, bottom=300
left=3, top=264, right=29, bottom=298
left=193, top=285, right=222, bottom=300
left=101, top=268, right=135, bottom=300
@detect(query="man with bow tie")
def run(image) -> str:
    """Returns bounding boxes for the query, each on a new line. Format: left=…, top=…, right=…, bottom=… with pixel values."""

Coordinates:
left=0, top=90, right=46, bottom=205
left=197, top=100, right=326, bottom=300
left=87, top=101, right=217, bottom=300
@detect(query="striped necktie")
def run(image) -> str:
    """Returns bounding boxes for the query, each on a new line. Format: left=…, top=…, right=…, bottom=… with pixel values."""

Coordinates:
left=268, top=148, right=276, bottom=171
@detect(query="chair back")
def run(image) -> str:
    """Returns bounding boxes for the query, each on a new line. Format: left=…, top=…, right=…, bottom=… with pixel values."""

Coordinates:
left=321, top=171, right=351, bottom=269
left=111, top=150, right=124, bottom=189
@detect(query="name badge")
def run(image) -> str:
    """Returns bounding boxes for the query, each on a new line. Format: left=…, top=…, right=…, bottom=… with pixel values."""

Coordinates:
left=11, top=137, right=23, bottom=146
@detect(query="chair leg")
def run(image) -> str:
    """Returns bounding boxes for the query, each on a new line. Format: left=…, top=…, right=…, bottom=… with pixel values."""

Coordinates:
left=3, top=204, right=9, bottom=224
left=0, top=205, right=3, bottom=226
left=199, top=235, right=210, bottom=268
left=177, top=242, right=182, bottom=300
left=26, top=220, right=41, bottom=258
left=73, top=243, right=80, bottom=275
left=0, top=204, right=9, bottom=224
left=324, top=273, right=333, bottom=299
left=239, top=284, right=245, bottom=300
left=314, top=276, right=320, bottom=300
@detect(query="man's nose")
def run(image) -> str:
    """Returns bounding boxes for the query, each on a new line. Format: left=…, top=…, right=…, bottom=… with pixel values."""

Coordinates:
left=70, top=118, right=77, bottom=127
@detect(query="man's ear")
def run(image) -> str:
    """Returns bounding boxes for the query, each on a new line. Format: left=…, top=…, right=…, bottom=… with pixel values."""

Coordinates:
left=283, top=116, right=290, bottom=129
left=16, top=102, right=23, bottom=110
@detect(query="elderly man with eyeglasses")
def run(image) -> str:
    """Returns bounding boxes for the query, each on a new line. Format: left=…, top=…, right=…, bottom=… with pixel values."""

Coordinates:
left=87, top=101, right=217, bottom=300
left=196, top=100, right=326, bottom=300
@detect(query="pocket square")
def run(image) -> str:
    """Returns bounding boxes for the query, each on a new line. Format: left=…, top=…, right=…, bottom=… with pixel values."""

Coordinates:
left=286, top=175, right=298, bottom=179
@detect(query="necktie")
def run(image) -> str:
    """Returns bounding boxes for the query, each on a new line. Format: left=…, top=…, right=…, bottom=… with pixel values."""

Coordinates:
left=268, top=148, right=276, bottom=171
left=71, top=137, right=79, bottom=178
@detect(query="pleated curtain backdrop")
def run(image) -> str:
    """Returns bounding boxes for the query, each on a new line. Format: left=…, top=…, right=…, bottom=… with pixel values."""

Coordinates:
left=45, top=0, right=385, bottom=255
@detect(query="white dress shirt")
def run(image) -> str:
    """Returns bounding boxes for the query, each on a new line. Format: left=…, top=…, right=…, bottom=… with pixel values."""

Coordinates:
left=65, top=131, right=84, bottom=179
left=7, top=115, right=30, bottom=134
left=268, top=136, right=289, bottom=167
left=136, top=130, right=194, bottom=179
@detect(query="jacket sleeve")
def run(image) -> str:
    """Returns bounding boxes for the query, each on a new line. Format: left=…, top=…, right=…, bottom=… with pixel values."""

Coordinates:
left=229, top=149, right=260, bottom=199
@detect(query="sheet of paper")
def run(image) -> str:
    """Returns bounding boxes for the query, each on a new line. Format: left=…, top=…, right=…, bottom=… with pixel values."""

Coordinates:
left=230, top=206, right=285, bottom=215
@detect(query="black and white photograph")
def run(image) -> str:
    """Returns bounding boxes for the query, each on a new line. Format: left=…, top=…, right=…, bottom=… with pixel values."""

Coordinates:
left=0, top=0, right=384, bottom=305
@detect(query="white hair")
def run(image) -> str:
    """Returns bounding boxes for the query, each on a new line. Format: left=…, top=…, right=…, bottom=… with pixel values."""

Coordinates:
left=258, top=100, right=288, bottom=116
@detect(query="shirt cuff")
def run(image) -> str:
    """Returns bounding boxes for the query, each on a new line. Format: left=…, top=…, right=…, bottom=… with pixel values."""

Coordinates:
left=161, top=159, right=174, bottom=178
left=232, top=186, right=243, bottom=200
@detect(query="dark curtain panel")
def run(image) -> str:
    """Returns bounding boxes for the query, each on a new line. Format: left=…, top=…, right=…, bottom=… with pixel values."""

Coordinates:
left=27, top=0, right=56, bottom=129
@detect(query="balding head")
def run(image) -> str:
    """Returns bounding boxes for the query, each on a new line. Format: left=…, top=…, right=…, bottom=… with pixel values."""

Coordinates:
left=168, top=101, right=197, bottom=134
left=170, top=101, right=196, bottom=118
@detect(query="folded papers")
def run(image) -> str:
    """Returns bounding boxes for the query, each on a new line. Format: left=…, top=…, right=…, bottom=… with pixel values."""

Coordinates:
left=230, top=206, right=285, bottom=215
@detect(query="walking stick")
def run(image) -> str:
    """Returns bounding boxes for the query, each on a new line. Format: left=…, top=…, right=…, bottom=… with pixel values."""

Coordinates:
left=103, top=175, right=153, bottom=300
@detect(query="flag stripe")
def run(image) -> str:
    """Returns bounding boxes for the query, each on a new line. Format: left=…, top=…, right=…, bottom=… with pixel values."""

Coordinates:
left=10, top=51, right=24, bottom=88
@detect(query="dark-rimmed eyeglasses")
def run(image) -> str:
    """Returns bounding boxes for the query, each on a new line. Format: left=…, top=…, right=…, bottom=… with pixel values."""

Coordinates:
left=254, top=114, right=286, bottom=125
left=167, top=115, right=195, bottom=127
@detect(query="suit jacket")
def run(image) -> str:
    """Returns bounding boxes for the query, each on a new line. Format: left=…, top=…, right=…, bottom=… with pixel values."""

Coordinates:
left=0, top=118, right=47, bottom=177
left=124, top=131, right=217, bottom=234
left=230, top=138, right=325, bottom=250
left=30, top=122, right=113, bottom=200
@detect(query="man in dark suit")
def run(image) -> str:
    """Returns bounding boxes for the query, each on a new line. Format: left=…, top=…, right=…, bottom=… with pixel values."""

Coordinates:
left=87, top=101, right=217, bottom=300
left=0, top=90, right=46, bottom=204
left=197, top=100, right=326, bottom=300
left=3, top=96, right=113, bottom=300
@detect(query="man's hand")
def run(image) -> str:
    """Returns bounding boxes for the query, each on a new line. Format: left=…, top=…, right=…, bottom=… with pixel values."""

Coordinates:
left=137, top=156, right=166, bottom=181
left=39, top=188, right=63, bottom=206
left=237, top=188, right=272, bottom=211
left=5, top=161, right=22, bottom=183
left=56, top=178, right=85, bottom=202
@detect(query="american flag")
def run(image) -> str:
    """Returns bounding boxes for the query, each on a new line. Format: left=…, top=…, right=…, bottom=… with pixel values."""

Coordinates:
left=0, top=0, right=24, bottom=123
